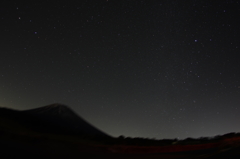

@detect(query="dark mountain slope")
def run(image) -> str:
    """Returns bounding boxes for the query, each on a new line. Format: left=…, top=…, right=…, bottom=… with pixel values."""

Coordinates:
left=0, top=104, right=111, bottom=139
left=22, top=103, right=110, bottom=138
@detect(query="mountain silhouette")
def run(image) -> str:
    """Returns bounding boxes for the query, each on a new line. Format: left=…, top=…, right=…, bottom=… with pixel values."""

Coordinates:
left=0, top=103, right=111, bottom=139
left=22, top=103, right=110, bottom=138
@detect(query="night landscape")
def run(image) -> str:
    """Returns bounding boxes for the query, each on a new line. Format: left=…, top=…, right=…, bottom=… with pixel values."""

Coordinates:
left=1, top=103, right=240, bottom=158
left=1, top=0, right=240, bottom=158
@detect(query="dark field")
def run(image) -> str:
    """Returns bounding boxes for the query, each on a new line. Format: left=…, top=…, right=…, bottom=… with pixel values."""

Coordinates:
left=2, top=133, right=240, bottom=159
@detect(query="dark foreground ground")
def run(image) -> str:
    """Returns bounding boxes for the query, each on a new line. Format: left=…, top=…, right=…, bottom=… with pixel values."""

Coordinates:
left=1, top=132, right=240, bottom=159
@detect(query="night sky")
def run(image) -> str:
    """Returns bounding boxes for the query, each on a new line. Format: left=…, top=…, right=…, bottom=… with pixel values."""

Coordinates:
left=1, top=1, right=240, bottom=139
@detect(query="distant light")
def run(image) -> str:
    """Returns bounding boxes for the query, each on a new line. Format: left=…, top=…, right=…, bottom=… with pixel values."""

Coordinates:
left=194, top=40, right=197, bottom=42
left=34, top=32, right=37, bottom=34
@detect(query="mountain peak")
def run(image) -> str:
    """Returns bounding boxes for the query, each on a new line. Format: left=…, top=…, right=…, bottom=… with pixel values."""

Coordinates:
left=24, top=103, right=76, bottom=116
left=44, top=103, right=70, bottom=109
left=22, top=103, right=110, bottom=137
left=43, top=103, right=71, bottom=114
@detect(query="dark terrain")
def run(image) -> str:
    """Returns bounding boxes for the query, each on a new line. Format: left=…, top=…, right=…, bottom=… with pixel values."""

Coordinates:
left=1, top=104, right=240, bottom=159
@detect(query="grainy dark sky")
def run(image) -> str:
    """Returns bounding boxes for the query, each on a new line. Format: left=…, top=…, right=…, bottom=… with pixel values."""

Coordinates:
left=1, top=0, right=240, bottom=139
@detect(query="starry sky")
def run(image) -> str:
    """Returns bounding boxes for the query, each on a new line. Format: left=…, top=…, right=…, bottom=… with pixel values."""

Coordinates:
left=1, top=0, right=240, bottom=139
